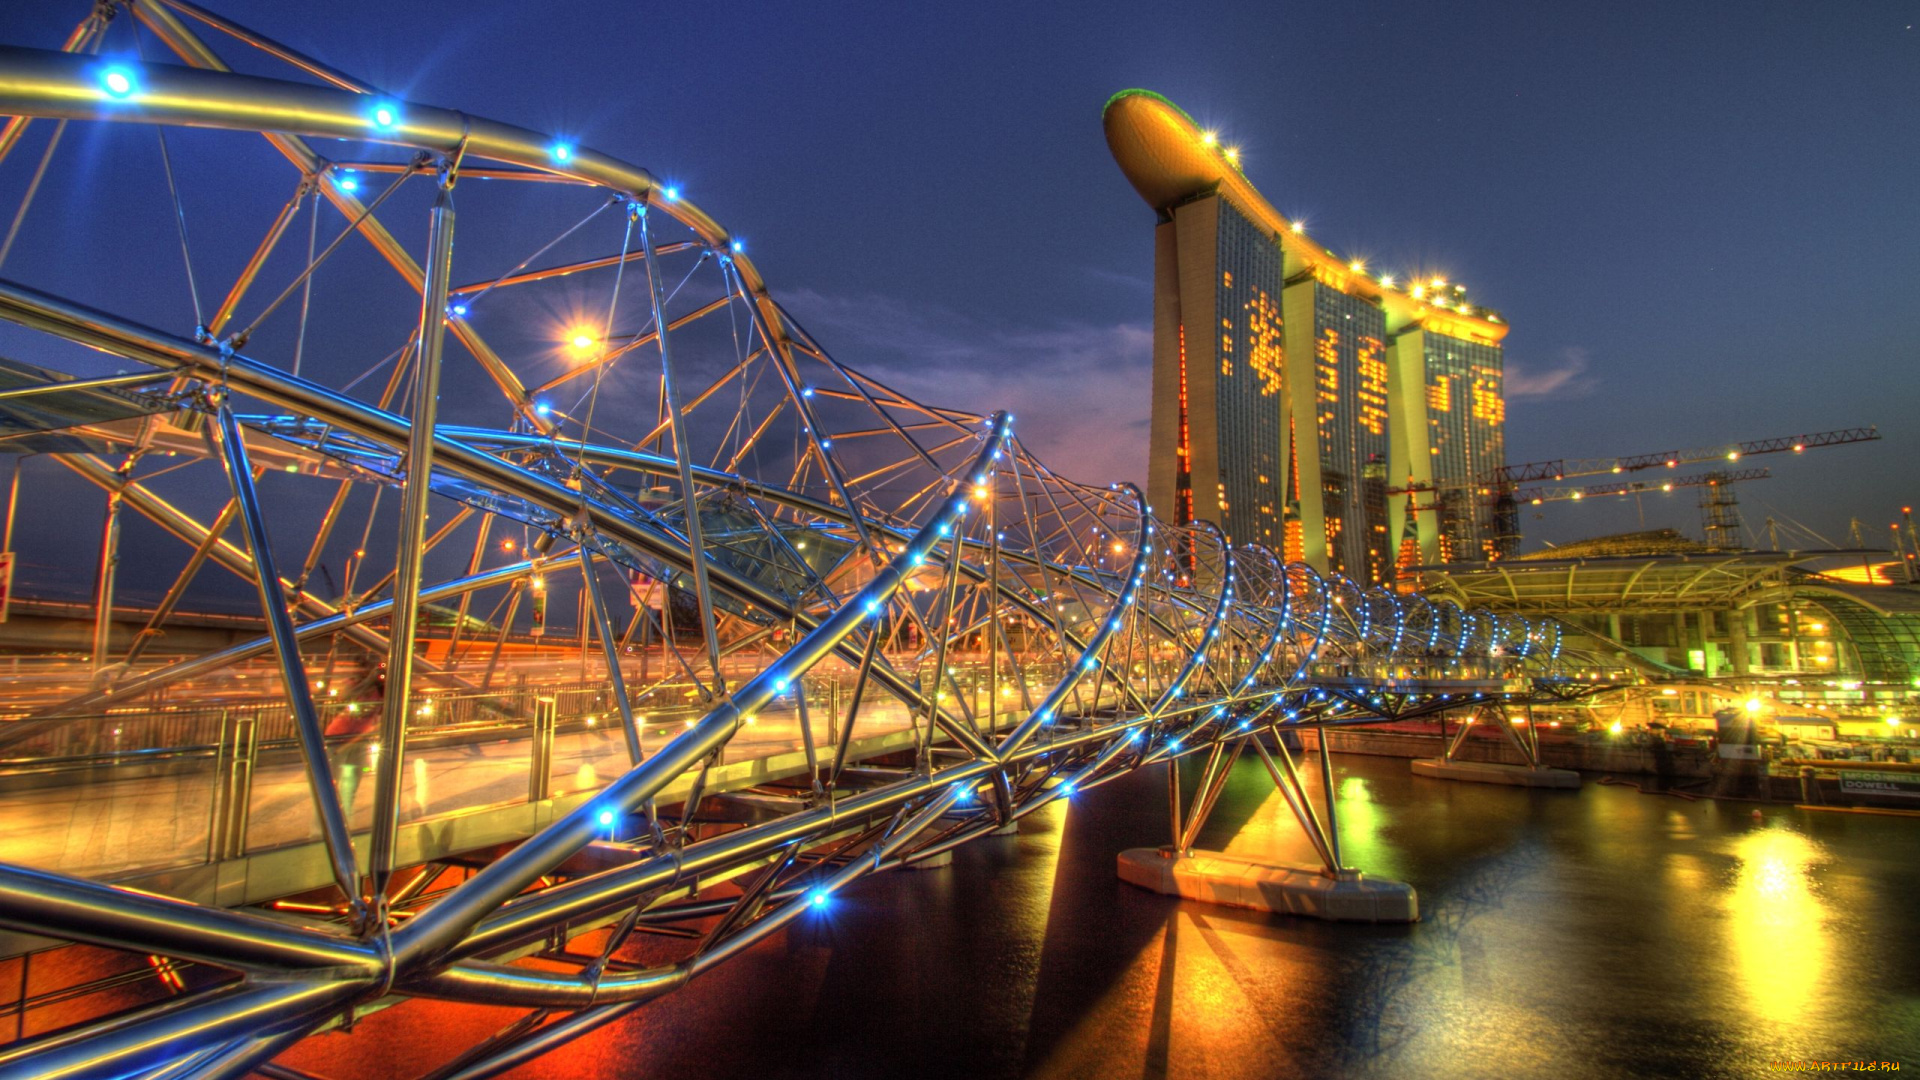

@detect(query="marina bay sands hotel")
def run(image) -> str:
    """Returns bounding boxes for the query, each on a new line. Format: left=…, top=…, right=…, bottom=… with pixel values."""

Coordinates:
left=1104, top=90, right=1510, bottom=584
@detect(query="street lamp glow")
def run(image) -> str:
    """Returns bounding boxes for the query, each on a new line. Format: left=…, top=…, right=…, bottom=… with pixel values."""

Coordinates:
left=1745, top=698, right=1763, bottom=714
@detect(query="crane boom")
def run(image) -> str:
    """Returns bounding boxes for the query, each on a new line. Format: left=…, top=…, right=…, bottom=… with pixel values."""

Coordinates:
left=1492, top=426, right=1878, bottom=485
left=1509, top=467, right=1771, bottom=506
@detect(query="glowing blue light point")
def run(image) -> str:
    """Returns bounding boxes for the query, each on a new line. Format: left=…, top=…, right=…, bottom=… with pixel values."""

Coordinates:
left=372, top=104, right=398, bottom=129
left=338, top=176, right=359, bottom=193
left=730, top=239, right=743, bottom=253
left=597, top=810, right=615, bottom=827
left=101, top=67, right=135, bottom=99
left=810, top=891, right=828, bottom=908
left=551, top=143, right=573, bottom=162
left=534, top=401, right=552, bottom=417
left=663, top=186, right=679, bottom=201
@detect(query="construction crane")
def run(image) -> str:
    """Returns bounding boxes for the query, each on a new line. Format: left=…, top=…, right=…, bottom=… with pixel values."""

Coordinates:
left=1489, top=426, right=1880, bottom=486
left=1388, top=426, right=1880, bottom=560
left=1507, top=467, right=1771, bottom=551
left=1489, top=428, right=1878, bottom=554
left=1509, top=466, right=1770, bottom=507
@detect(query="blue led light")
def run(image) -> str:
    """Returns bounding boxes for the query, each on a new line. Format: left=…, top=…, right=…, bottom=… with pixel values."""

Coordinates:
left=1060, top=783, right=1076, bottom=798
left=730, top=239, right=744, bottom=253
left=1169, top=739, right=1182, bottom=751
left=337, top=175, right=359, bottom=193
left=100, top=66, right=136, bottom=99
left=371, top=103, right=399, bottom=129
left=534, top=401, right=552, bottom=417
left=597, top=810, right=615, bottom=827
left=772, top=677, right=789, bottom=694
left=551, top=143, right=573, bottom=162
left=864, top=598, right=882, bottom=617
left=819, top=439, right=832, bottom=449
left=663, top=186, right=679, bottom=201
left=809, top=890, right=828, bottom=908
left=801, top=386, right=814, bottom=397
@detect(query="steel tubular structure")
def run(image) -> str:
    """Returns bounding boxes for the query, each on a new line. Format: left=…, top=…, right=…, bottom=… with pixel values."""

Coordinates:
left=0, top=6, right=1617, bottom=1077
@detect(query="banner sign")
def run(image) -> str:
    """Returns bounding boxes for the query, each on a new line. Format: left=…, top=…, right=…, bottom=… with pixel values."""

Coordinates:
left=1838, top=770, right=1920, bottom=800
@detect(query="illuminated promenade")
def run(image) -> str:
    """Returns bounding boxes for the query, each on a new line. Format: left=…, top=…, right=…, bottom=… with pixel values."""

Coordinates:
left=0, top=6, right=1621, bottom=1078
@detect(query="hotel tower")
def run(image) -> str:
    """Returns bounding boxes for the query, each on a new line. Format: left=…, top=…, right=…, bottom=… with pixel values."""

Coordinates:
left=1104, top=90, right=1510, bottom=583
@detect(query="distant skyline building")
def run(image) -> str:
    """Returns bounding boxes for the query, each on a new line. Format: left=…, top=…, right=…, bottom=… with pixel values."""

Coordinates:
left=1104, top=89, right=1512, bottom=583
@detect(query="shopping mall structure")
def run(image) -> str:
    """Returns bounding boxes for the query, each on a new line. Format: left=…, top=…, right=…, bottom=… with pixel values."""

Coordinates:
left=1104, top=89, right=1509, bottom=583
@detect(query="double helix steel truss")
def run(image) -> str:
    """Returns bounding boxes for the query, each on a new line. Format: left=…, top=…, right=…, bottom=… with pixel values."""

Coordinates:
left=0, top=5, right=1620, bottom=1077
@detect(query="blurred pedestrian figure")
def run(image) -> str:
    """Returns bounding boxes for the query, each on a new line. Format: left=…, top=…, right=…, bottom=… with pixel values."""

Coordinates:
left=326, top=665, right=384, bottom=816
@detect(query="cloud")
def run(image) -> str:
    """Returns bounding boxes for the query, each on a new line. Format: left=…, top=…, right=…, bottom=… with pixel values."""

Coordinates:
left=1505, top=346, right=1597, bottom=400
left=777, top=288, right=1153, bottom=487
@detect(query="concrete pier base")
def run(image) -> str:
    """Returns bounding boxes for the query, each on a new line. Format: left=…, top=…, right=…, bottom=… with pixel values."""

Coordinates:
left=1411, top=758, right=1581, bottom=789
left=1117, top=848, right=1417, bottom=923
left=907, top=849, right=953, bottom=870
left=988, top=820, right=1019, bottom=836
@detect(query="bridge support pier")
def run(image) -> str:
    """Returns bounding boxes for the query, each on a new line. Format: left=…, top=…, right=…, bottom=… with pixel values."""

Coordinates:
left=1118, top=734, right=1417, bottom=922
left=1417, top=704, right=1581, bottom=788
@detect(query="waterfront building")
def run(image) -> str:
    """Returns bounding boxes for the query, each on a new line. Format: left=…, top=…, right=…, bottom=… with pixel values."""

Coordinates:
left=1418, top=531, right=1920, bottom=709
left=1104, top=89, right=1510, bottom=582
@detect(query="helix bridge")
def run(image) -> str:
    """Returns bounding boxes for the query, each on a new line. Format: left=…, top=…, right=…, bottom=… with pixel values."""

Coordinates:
left=0, top=5, right=1620, bottom=1077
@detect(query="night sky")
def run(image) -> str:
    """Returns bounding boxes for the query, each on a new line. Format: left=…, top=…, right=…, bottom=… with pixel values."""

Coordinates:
left=2, top=0, right=1915, bottom=555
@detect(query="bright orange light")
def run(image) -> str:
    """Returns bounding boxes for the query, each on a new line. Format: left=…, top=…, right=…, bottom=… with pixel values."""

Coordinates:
left=502, top=539, right=516, bottom=551
left=1201, top=130, right=1217, bottom=146
left=1223, top=146, right=1239, bottom=163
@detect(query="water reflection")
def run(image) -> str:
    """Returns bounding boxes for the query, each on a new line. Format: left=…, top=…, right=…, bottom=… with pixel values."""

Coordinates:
left=1726, top=826, right=1831, bottom=1029
left=261, top=754, right=1919, bottom=1080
